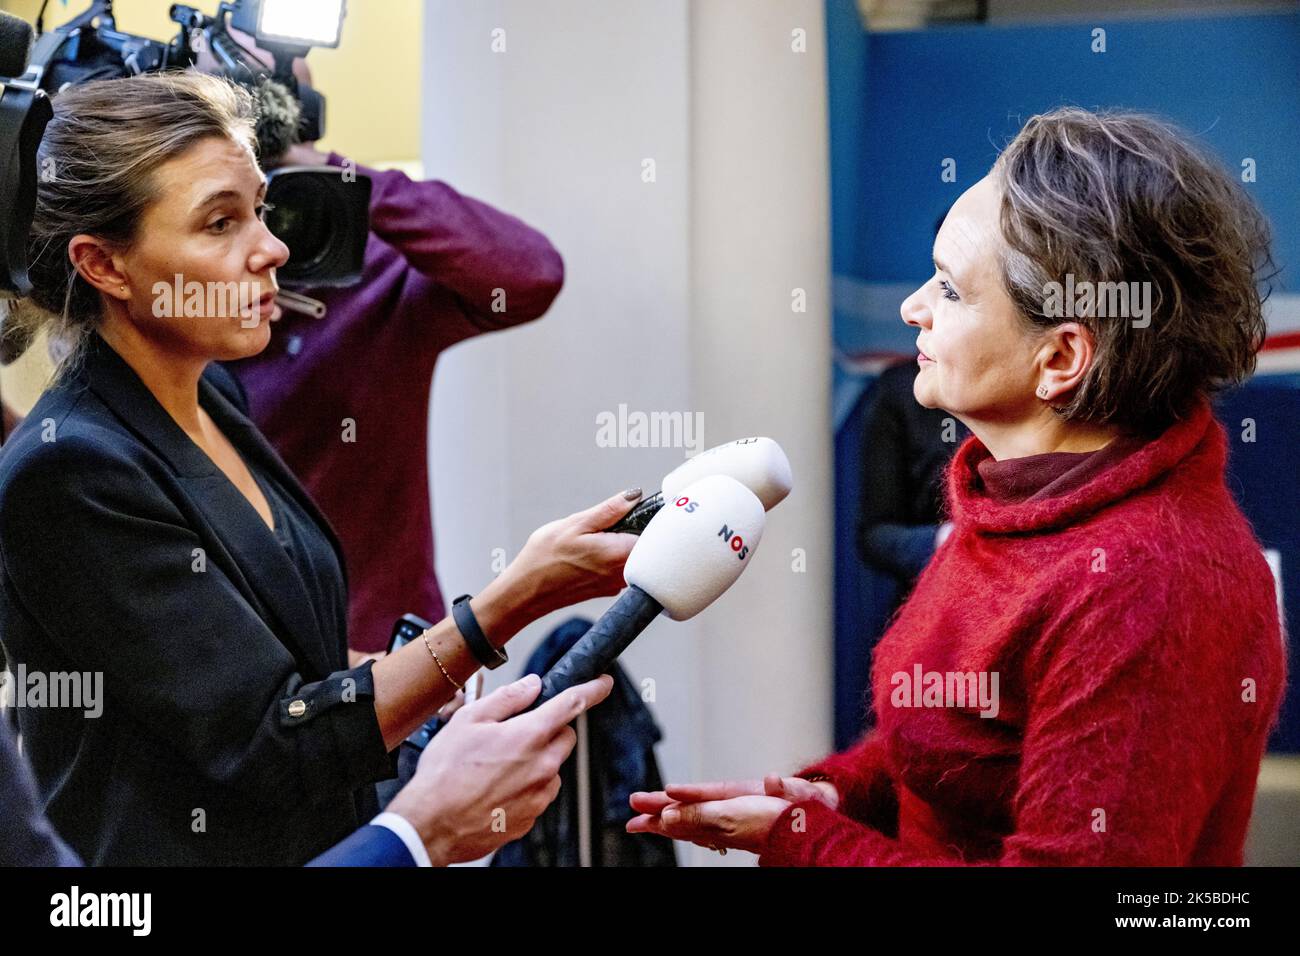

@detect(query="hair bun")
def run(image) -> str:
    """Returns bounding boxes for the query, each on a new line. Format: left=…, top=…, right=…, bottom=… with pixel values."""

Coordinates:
left=0, top=298, right=45, bottom=366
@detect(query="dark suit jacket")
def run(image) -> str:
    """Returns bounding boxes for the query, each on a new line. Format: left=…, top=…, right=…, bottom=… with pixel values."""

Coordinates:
left=306, top=824, right=416, bottom=867
left=0, top=709, right=81, bottom=866
left=0, top=331, right=398, bottom=865
left=1, top=704, right=413, bottom=866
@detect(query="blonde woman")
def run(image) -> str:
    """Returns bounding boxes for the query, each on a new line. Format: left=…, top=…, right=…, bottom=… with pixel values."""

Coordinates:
left=0, top=73, right=638, bottom=866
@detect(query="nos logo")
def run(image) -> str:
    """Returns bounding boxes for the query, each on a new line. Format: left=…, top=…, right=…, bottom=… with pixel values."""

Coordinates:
left=676, top=495, right=750, bottom=560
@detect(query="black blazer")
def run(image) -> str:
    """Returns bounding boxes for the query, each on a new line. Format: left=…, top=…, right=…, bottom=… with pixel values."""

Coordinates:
left=0, top=331, right=397, bottom=865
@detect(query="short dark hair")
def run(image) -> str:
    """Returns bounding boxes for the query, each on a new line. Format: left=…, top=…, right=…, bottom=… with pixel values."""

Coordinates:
left=994, top=107, right=1276, bottom=434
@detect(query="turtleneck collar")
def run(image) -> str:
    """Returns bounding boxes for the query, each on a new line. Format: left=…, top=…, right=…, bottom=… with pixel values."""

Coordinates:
left=947, top=398, right=1221, bottom=534
left=974, top=432, right=1148, bottom=505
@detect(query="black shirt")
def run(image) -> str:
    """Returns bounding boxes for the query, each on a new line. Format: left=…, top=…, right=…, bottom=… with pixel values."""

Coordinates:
left=253, top=466, right=347, bottom=654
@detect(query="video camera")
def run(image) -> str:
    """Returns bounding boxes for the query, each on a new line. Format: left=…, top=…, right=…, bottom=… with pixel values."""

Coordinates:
left=1, top=0, right=369, bottom=295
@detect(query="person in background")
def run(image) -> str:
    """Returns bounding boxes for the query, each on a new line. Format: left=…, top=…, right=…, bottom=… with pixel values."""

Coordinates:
left=201, top=32, right=565, bottom=667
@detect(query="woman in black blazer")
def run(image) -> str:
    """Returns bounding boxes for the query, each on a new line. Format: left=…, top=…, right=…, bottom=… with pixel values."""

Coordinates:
left=0, top=74, right=635, bottom=865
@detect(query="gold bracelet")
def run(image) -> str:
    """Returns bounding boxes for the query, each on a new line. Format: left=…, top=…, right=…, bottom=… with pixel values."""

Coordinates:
left=422, top=630, right=463, bottom=691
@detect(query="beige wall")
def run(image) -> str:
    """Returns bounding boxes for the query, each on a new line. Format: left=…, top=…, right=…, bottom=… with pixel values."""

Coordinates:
left=423, top=0, right=833, bottom=867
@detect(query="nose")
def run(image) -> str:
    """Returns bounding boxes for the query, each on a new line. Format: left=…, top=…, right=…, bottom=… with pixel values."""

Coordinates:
left=900, top=283, right=932, bottom=330
left=249, top=221, right=291, bottom=276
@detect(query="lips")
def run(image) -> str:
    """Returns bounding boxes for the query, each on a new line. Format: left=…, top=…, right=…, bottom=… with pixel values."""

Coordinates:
left=243, top=290, right=280, bottom=320
left=917, top=342, right=935, bottom=362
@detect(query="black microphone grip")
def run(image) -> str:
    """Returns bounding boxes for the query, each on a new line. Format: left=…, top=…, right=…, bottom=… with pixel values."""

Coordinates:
left=533, top=586, right=663, bottom=709
left=604, top=491, right=664, bottom=535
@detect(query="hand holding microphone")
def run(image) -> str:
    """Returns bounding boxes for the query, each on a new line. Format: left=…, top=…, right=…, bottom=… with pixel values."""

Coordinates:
left=494, top=487, right=644, bottom=627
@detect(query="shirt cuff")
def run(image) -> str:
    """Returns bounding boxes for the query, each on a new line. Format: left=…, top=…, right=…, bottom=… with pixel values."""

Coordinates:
left=370, top=811, right=433, bottom=867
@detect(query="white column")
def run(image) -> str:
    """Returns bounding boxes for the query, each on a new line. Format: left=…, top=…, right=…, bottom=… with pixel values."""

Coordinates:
left=423, top=0, right=831, bottom=866
left=685, top=0, right=833, bottom=865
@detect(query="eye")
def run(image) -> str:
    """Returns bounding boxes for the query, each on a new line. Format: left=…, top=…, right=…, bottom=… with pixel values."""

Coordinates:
left=207, top=216, right=233, bottom=235
left=256, top=202, right=276, bottom=222
left=939, top=279, right=960, bottom=302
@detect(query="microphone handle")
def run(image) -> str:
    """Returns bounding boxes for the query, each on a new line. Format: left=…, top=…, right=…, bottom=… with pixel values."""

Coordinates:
left=604, top=491, right=664, bottom=535
left=534, top=586, right=663, bottom=708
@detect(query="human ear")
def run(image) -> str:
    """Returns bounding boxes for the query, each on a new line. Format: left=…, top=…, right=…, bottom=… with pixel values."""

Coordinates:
left=68, top=235, right=130, bottom=302
left=1035, top=322, right=1096, bottom=401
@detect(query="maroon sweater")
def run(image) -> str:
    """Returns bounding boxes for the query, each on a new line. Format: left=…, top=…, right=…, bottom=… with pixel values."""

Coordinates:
left=763, top=398, right=1287, bottom=866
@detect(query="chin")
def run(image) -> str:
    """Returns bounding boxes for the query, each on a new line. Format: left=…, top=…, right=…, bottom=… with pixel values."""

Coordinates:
left=912, top=378, right=940, bottom=409
left=218, top=321, right=273, bottom=361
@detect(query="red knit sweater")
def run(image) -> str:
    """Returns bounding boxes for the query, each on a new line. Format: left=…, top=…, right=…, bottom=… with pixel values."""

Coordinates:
left=762, top=398, right=1287, bottom=866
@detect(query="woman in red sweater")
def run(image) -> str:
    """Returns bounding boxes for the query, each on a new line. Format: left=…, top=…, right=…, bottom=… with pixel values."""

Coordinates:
left=627, top=108, right=1288, bottom=866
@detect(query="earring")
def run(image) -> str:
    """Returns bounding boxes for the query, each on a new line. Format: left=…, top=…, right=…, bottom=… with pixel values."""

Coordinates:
left=1037, top=386, right=1049, bottom=398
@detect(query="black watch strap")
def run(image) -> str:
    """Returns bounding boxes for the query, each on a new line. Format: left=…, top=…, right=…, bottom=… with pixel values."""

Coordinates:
left=452, top=594, right=508, bottom=670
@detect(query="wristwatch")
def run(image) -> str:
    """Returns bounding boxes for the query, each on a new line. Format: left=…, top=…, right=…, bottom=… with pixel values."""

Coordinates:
left=451, top=593, right=508, bottom=670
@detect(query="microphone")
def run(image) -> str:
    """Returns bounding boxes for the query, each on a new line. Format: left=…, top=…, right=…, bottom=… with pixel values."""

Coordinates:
left=536, top=473, right=766, bottom=706
left=606, top=436, right=792, bottom=535
left=0, top=12, right=33, bottom=80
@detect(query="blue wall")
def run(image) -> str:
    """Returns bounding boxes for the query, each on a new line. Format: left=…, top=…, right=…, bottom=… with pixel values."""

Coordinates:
left=832, top=9, right=1300, bottom=356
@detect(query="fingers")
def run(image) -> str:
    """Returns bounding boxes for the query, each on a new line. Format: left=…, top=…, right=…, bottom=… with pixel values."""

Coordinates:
left=463, top=673, right=542, bottom=723
left=629, top=791, right=678, bottom=814
left=569, top=489, right=645, bottom=533
left=626, top=812, right=665, bottom=834
left=347, top=648, right=384, bottom=668
left=539, top=724, right=578, bottom=774
left=538, top=774, right=563, bottom=809
left=436, top=690, right=467, bottom=720
left=663, top=780, right=764, bottom=803
left=775, top=775, right=834, bottom=805
left=626, top=802, right=721, bottom=844
left=523, top=674, right=614, bottom=736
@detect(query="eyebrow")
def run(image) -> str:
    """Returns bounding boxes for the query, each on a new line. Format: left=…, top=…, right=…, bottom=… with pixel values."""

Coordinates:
left=934, top=253, right=968, bottom=285
left=191, top=180, right=268, bottom=216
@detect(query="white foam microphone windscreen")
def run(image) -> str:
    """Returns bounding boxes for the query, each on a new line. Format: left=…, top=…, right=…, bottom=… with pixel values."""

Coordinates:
left=661, top=437, right=792, bottom=511
left=625, top=472, right=766, bottom=621
left=606, top=436, right=793, bottom=535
